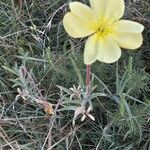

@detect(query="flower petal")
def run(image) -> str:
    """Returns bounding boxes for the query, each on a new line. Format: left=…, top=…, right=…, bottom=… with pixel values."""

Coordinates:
left=84, top=34, right=99, bottom=64
left=84, top=34, right=121, bottom=64
left=105, top=0, right=125, bottom=21
left=90, top=0, right=124, bottom=21
left=69, top=2, right=96, bottom=22
left=89, top=0, right=108, bottom=19
left=112, top=33, right=143, bottom=49
left=114, top=20, right=144, bottom=33
left=97, top=37, right=122, bottom=63
left=63, top=12, right=95, bottom=38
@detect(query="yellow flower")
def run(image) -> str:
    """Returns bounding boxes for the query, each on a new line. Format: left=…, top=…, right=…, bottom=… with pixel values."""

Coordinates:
left=63, top=0, right=144, bottom=64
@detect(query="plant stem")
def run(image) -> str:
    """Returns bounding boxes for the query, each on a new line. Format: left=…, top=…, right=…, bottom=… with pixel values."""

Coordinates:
left=86, top=65, right=91, bottom=96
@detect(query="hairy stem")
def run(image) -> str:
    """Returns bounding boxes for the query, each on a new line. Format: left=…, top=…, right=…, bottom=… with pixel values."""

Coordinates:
left=86, top=65, right=91, bottom=96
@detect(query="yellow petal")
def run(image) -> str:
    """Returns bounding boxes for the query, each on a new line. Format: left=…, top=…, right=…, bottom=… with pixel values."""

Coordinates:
left=84, top=34, right=98, bottom=64
left=97, top=37, right=122, bottom=63
left=84, top=35, right=121, bottom=64
left=69, top=2, right=96, bottom=22
left=114, top=20, right=144, bottom=33
left=90, top=0, right=124, bottom=21
left=105, top=0, right=125, bottom=21
left=89, top=0, right=108, bottom=19
left=63, top=12, right=95, bottom=38
left=113, top=33, right=143, bottom=49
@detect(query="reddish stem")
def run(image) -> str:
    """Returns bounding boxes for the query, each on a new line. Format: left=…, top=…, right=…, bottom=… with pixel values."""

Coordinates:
left=86, top=65, right=91, bottom=96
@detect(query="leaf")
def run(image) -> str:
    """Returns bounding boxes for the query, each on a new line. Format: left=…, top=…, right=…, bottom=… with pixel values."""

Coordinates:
left=119, top=93, right=126, bottom=116
left=73, top=107, right=84, bottom=126
left=69, top=55, right=84, bottom=87
left=90, top=93, right=107, bottom=100
left=57, top=85, right=72, bottom=94
left=62, top=99, right=81, bottom=105
left=2, top=66, right=17, bottom=75
left=58, top=106, right=77, bottom=111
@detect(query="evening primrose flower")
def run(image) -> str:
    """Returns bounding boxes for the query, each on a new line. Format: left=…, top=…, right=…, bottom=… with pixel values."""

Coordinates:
left=63, top=0, right=144, bottom=64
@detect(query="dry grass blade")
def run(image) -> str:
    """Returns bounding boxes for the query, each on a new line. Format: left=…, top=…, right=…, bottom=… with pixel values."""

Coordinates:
left=0, top=126, right=21, bottom=150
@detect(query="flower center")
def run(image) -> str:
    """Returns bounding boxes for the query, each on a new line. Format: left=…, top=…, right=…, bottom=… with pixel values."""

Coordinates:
left=96, top=26, right=111, bottom=38
left=90, top=20, right=114, bottom=38
left=97, top=27, right=106, bottom=34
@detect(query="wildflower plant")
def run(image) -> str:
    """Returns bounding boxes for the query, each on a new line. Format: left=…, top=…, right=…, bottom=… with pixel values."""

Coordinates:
left=57, top=84, right=98, bottom=126
left=63, top=0, right=144, bottom=124
left=12, top=65, right=54, bottom=115
left=0, top=0, right=149, bottom=149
